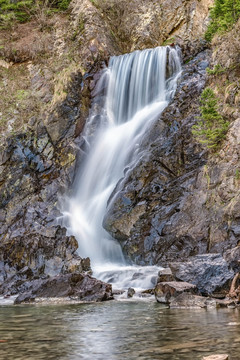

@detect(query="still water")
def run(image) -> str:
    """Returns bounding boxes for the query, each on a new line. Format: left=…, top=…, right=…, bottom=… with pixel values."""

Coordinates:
left=0, top=301, right=240, bottom=360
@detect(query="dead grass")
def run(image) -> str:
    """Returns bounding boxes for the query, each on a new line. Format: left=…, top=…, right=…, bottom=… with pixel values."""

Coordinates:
left=0, top=13, right=86, bottom=138
left=0, top=20, right=54, bottom=63
left=0, top=63, right=41, bottom=134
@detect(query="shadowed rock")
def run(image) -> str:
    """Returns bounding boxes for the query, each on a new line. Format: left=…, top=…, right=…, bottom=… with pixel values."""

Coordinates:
left=14, top=273, right=113, bottom=304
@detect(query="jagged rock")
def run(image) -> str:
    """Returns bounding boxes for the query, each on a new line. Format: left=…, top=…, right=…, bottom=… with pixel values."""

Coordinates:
left=169, top=254, right=234, bottom=296
left=14, top=273, right=113, bottom=304
left=155, top=281, right=197, bottom=304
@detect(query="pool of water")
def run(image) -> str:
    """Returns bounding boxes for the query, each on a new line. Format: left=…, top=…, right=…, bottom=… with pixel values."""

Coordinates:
left=0, top=300, right=239, bottom=360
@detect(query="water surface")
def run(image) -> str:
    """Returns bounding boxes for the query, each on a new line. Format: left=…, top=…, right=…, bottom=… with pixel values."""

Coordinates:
left=0, top=301, right=240, bottom=359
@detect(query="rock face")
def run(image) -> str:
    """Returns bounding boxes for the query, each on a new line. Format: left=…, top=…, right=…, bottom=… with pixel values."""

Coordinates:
left=14, top=273, right=113, bottom=304
left=71, top=0, right=213, bottom=54
left=169, top=254, right=234, bottom=296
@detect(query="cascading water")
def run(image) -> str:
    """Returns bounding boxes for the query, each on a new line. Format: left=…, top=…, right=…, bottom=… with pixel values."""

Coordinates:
left=63, top=46, right=181, bottom=292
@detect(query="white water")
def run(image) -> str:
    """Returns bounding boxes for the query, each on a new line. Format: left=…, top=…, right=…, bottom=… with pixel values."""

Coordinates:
left=63, top=46, right=181, bottom=291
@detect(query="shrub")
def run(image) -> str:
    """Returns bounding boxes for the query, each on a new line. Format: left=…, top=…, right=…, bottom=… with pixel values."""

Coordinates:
left=0, top=0, right=71, bottom=28
left=192, top=87, right=229, bottom=149
left=205, top=0, right=240, bottom=41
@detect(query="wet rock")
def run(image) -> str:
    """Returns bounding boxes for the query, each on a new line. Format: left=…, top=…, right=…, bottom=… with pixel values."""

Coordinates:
left=169, top=254, right=235, bottom=296
left=224, top=246, right=240, bottom=272
left=14, top=273, right=113, bottom=304
left=127, top=287, right=135, bottom=298
left=155, top=281, right=197, bottom=304
left=170, top=293, right=216, bottom=309
left=157, top=268, right=175, bottom=283
left=202, top=355, right=229, bottom=360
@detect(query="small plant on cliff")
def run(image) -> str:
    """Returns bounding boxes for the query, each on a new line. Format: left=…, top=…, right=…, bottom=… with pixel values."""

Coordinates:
left=205, top=0, right=240, bottom=41
left=192, top=88, right=229, bottom=149
left=206, top=64, right=226, bottom=75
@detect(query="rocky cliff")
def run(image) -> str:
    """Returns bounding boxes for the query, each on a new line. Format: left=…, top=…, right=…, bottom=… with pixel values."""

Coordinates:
left=2, top=0, right=240, bottom=299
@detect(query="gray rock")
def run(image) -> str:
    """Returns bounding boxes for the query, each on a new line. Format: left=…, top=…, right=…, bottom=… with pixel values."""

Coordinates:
left=224, top=245, right=240, bottom=272
left=14, top=273, right=113, bottom=304
left=155, top=281, right=197, bottom=304
left=170, top=293, right=215, bottom=309
left=127, top=287, right=135, bottom=298
left=169, top=254, right=234, bottom=296
left=157, top=268, right=175, bottom=283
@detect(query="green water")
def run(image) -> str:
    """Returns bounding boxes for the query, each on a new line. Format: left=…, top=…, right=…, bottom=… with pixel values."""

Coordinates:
left=0, top=301, right=239, bottom=360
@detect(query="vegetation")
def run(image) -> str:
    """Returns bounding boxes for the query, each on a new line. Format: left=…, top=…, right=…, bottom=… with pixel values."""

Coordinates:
left=205, top=0, right=240, bottom=41
left=206, top=64, right=226, bottom=75
left=0, top=0, right=71, bottom=28
left=192, top=88, right=229, bottom=149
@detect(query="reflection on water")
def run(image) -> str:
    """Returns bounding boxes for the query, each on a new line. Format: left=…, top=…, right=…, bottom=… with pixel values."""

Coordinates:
left=0, top=301, right=240, bottom=360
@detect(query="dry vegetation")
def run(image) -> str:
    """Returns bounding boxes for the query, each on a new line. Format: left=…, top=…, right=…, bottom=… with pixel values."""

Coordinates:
left=0, top=11, right=84, bottom=137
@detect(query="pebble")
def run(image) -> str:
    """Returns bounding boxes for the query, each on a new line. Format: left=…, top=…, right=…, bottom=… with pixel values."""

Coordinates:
left=202, top=354, right=229, bottom=360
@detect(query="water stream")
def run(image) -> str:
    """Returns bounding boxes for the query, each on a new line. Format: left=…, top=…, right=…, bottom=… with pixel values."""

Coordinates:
left=63, top=46, right=181, bottom=291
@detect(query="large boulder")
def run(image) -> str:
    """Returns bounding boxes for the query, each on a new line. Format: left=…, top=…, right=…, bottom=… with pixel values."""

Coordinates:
left=169, top=254, right=234, bottom=296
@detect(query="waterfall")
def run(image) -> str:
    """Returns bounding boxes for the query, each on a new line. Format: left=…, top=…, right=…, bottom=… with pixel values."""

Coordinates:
left=63, top=46, right=181, bottom=282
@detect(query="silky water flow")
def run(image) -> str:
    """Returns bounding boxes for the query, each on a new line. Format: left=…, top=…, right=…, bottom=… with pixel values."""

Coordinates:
left=63, top=46, right=182, bottom=293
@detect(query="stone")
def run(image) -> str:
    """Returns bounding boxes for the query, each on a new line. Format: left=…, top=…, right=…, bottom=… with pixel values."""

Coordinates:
left=157, top=268, right=175, bottom=283
left=202, top=355, right=229, bottom=360
left=170, top=293, right=215, bottom=309
left=224, top=246, right=240, bottom=272
left=127, top=287, right=135, bottom=298
left=14, top=273, right=113, bottom=304
left=169, top=254, right=234, bottom=296
left=155, top=281, right=197, bottom=304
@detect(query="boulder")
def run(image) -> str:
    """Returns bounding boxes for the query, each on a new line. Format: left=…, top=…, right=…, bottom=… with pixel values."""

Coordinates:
left=170, top=293, right=217, bottom=309
left=169, top=254, right=234, bottom=296
left=14, top=273, right=113, bottom=304
left=157, top=268, right=175, bottom=283
left=155, top=281, right=197, bottom=304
